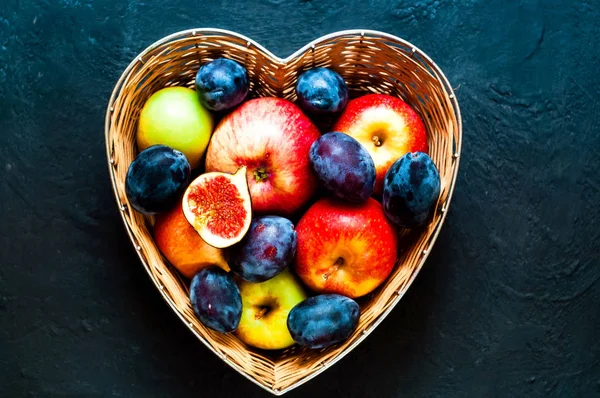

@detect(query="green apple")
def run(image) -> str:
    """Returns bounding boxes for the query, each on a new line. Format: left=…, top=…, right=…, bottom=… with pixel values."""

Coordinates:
left=236, top=269, right=307, bottom=350
left=137, top=87, right=213, bottom=169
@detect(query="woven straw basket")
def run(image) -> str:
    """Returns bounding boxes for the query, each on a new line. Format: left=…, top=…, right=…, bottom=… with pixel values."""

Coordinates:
left=105, top=28, right=462, bottom=395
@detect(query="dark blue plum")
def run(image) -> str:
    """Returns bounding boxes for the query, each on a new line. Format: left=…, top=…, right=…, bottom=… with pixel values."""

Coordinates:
left=309, top=132, right=376, bottom=202
left=125, top=145, right=190, bottom=214
left=287, top=294, right=360, bottom=349
left=296, top=67, right=349, bottom=115
left=195, top=58, right=249, bottom=111
left=382, top=152, right=441, bottom=228
left=189, top=266, right=242, bottom=333
left=225, top=216, right=296, bottom=282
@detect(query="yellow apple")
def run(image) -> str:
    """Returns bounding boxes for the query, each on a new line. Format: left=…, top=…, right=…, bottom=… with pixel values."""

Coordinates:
left=137, top=87, right=213, bottom=169
left=235, top=269, right=307, bottom=350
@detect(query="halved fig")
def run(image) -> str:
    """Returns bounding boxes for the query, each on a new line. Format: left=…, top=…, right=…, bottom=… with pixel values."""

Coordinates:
left=182, top=166, right=252, bottom=248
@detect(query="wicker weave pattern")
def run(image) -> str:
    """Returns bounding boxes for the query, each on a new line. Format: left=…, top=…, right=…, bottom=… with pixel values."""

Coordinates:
left=105, top=29, right=461, bottom=395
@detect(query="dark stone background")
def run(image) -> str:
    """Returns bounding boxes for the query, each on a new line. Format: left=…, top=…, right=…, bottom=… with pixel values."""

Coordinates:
left=1, top=0, right=598, bottom=397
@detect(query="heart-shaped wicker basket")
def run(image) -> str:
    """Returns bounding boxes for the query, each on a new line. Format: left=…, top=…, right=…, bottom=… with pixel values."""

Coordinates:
left=105, top=28, right=461, bottom=395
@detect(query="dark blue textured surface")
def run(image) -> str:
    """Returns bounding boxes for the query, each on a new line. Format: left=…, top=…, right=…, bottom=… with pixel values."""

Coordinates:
left=310, top=132, right=376, bottom=202
left=226, top=215, right=297, bottom=283
left=0, top=0, right=599, bottom=397
left=296, top=67, right=349, bottom=115
left=195, top=58, right=249, bottom=111
left=288, top=294, right=360, bottom=349
left=383, top=152, right=440, bottom=228
left=125, top=145, right=191, bottom=214
left=189, top=267, right=242, bottom=333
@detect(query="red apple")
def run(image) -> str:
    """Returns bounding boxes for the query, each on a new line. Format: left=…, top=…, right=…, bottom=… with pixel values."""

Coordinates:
left=205, top=97, right=321, bottom=216
left=333, top=94, right=428, bottom=195
left=294, top=197, right=398, bottom=298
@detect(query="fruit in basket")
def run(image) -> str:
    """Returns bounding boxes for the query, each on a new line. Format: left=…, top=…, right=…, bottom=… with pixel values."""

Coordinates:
left=287, top=294, right=360, bottom=349
left=195, top=58, right=249, bottom=111
left=236, top=269, right=307, bottom=350
left=125, top=145, right=191, bottom=214
left=296, top=67, right=349, bottom=115
left=137, top=87, right=213, bottom=169
left=295, top=197, right=398, bottom=298
left=189, top=266, right=242, bottom=333
left=182, top=167, right=251, bottom=249
left=226, top=216, right=297, bottom=283
left=205, top=97, right=321, bottom=216
left=309, top=132, right=376, bottom=203
left=333, top=93, right=428, bottom=195
left=154, top=201, right=229, bottom=278
left=383, top=152, right=441, bottom=228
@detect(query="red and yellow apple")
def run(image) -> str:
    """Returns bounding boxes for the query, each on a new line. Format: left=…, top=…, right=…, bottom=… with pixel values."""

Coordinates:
left=154, top=201, right=229, bottom=278
left=333, top=93, right=428, bottom=194
left=205, top=97, right=321, bottom=216
left=295, top=197, right=398, bottom=298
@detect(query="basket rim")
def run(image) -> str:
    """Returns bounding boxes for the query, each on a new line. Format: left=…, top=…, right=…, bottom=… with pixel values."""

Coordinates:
left=104, top=28, right=462, bottom=396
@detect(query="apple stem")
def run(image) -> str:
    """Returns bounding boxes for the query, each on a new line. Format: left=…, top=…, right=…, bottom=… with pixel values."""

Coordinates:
left=372, top=135, right=382, bottom=147
left=253, top=167, right=269, bottom=182
left=255, top=307, right=268, bottom=320
left=323, top=257, right=344, bottom=280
